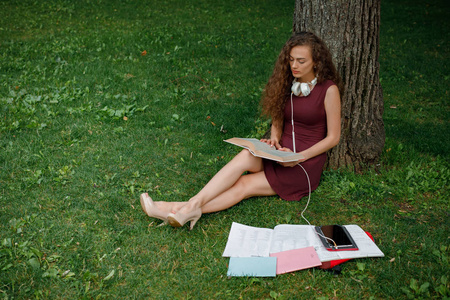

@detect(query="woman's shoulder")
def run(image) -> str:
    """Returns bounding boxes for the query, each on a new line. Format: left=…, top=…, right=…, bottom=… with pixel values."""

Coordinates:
left=321, top=79, right=336, bottom=89
left=316, top=80, right=339, bottom=100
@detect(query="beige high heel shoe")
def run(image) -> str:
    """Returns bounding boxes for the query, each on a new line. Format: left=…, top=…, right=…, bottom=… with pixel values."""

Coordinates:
left=140, top=193, right=168, bottom=227
left=167, top=208, right=202, bottom=230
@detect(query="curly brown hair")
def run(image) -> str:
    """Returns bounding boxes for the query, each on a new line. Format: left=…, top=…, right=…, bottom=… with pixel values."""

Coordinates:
left=261, top=32, right=342, bottom=127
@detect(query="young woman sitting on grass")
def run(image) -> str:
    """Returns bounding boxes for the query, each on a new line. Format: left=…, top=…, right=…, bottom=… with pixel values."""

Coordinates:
left=140, top=31, right=342, bottom=230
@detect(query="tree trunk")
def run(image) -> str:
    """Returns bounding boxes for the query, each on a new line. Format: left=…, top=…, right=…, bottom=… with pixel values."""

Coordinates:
left=293, top=0, right=385, bottom=170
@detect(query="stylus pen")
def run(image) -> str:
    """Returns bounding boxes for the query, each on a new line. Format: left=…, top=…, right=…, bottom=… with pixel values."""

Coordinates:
left=332, top=245, right=354, bottom=249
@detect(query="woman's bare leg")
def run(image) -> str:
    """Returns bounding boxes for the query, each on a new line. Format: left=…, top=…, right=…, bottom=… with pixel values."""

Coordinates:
left=150, top=150, right=274, bottom=216
left=155, top=171, right=274, bottom=215
left=175, top=150, right=271, bottom=214
left=199, top=171, right=275, bottom=213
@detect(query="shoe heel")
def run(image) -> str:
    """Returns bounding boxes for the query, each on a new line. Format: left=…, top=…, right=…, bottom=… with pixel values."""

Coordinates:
left=167, top=208, right=202, bottom=230
left=167, top=214, right=181, bottom=227
left=157, top=220, right=168, bottom=227
left=189, top=217, right=200, bottom=231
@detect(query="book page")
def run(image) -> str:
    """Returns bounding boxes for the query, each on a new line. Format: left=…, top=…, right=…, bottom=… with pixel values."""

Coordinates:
left=341, top=225, right=385, bottom=257
left=251, top=140, right=302, bottom=160
left=237, top=138, right=283, bottom=155
left=224, top=138, right=304, bottom=162
left=270, top=225, right=321, bottom=254
left=222, top=222, right=274, bottom=257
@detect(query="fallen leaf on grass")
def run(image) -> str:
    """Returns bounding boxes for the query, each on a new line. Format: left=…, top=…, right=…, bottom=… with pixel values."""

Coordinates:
left=103, top=270, right=115, bottom=281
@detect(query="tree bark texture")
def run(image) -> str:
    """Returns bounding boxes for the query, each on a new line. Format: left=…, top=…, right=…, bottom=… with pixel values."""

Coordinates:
left=293, top=0, right=385, bottom=170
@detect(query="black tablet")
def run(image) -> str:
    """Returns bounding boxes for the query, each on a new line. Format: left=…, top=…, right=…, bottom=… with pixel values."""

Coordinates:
left=315, top=225, right=359, bottom=251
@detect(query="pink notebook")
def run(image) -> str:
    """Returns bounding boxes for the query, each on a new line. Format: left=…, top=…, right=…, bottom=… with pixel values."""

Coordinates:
left=270, top=246, right=322, bottom=274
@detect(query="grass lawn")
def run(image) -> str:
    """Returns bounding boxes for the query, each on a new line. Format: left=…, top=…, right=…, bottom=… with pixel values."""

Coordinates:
left=0, top=0, right=448, bottom=299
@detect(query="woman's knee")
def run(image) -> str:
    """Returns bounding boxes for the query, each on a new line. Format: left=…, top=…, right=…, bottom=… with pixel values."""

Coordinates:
left=238, top=149, right=253, bottom=159
left=234, top=172, right=273, bottom=198
left=236, top=150, right=263, bottom=172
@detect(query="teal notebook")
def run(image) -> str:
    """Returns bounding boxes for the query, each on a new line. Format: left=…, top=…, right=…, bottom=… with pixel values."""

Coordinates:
left=227, top=257, right=277, bottom=277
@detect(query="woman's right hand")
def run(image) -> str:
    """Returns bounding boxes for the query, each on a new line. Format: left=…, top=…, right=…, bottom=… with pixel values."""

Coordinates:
left=261, top=124, right=282, bottom=149
left=260, top=138, right=281, bottom=149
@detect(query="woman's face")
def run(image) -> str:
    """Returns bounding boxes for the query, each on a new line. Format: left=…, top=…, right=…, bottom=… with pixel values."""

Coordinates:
left=289, top=45, right=315, bottom=82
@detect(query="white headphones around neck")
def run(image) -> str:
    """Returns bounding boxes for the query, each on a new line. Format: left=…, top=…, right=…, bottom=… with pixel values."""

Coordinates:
left=291, top=77, right=318, bottom=97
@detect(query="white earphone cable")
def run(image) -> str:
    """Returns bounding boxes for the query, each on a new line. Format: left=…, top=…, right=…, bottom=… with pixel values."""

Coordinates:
left=297, top=162, right=311, bottom=226
left=290, top=92, right=337, bottom=248
left=290, top=93, right=296, bottom=153
left=290, top=92, right=310, bottom=225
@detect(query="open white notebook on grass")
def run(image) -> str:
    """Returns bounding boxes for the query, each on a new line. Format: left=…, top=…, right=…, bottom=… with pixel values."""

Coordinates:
left=222, top=222, right=384, bottom=263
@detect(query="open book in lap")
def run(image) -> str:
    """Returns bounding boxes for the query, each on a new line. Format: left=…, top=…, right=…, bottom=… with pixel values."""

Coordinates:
left=224, top=138, right=304, bottom=162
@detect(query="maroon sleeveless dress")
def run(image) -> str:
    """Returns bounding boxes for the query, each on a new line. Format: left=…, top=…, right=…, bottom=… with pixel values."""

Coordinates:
left=263, top=80, right=335, bottom=201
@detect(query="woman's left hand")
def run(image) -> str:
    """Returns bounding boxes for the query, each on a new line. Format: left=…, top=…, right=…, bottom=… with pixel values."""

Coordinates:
left=277, top=147, right=306, bottom=167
